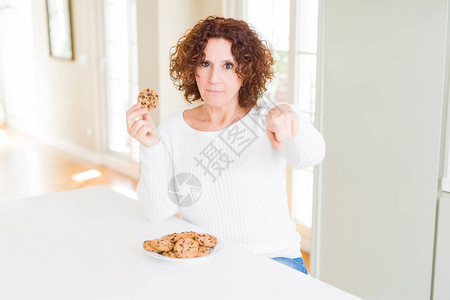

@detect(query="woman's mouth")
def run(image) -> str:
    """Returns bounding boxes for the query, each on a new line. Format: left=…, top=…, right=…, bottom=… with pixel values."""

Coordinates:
left=206, top=89, right=223, bottom=93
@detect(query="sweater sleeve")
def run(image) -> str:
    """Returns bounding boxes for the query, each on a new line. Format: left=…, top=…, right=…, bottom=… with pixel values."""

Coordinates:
left=265, top=101, right=326, bottom=169
left=282, top=105, right=325, bottom=169
left=137, top=128, right=178, bottom=223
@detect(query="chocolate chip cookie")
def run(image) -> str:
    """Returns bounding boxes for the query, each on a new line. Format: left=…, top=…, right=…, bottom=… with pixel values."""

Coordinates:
left=173, top=237, right=199, bottom=258
left=137, top=88, right=158, bottom=110
left=161, top=250, right=177, bottom=258
left=194, top=233, right=218, bottom=247
left=178, top=231, right=198, bottom=239
left=143, top=240, right=160, bottom=253
left=196, top=246, right=211, bottom=257
left=161, top=232, right=182, bottom=243
left=149, top=238, right=174, bottom=252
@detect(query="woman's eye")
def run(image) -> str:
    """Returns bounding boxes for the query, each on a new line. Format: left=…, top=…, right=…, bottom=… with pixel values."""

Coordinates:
left=224, top=62, right=234, bottom=69
left=201, top=61, right=209, bottom=67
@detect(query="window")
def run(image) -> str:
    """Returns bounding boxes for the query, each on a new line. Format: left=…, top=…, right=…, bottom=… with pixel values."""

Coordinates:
left=244, top=0, right=290, bottom=103
left=103, top=0, right=139, bottom=162
left=291, top=0, right=319, bottom=228
left=0, top=0, right=37, bottom=128
left=244, top=0, right=320, bottom=227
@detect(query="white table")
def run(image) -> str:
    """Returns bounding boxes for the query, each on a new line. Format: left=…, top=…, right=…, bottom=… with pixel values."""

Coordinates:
left=0, top=186, right=359, bottom=299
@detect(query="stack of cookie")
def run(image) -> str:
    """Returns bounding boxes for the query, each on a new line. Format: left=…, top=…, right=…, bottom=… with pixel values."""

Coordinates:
left=143, top=231, right=218, bottom=259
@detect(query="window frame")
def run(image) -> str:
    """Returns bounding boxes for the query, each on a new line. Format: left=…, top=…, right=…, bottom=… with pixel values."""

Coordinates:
left=97, top=0, right=140, bottom=179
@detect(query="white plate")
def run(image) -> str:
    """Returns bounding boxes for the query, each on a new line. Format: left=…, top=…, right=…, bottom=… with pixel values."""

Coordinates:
left=144, top=239, right=224, bottom=261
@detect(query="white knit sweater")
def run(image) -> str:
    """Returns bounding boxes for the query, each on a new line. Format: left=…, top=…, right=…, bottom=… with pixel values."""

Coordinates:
left=137, top=100, right=325, bottom=258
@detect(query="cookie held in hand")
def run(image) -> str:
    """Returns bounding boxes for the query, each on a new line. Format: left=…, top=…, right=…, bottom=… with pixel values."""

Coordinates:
left=137, top=88, right=158, bottom=110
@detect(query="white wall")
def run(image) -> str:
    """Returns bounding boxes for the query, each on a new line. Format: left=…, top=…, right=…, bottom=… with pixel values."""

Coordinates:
left=316, top=0, right=447, bottom=299
left=157, top=0, right=199, bottom=121
left=30, top=0, right=100, bottom=152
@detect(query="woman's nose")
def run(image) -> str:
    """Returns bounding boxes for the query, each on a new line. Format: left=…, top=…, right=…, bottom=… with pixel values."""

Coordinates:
left=208, top=67, right=221, bottom=84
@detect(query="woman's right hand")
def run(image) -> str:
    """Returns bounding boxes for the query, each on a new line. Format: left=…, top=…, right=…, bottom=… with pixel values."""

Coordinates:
left=126, top=103, right=160, bottom=147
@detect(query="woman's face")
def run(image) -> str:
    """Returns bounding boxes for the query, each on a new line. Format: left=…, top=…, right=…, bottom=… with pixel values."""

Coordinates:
left=195, top=38, right=242, bottom=108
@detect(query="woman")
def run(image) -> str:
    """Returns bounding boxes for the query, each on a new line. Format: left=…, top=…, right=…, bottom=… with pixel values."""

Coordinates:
left=126, top=16, right=325, bottom=275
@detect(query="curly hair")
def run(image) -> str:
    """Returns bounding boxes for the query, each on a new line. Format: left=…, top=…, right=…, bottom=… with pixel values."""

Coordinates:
left=169, top=16, right=275, bottom=109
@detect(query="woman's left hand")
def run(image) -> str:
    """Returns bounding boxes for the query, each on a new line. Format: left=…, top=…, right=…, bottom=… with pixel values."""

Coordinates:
left=265, top=104, right=299, bottom=152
